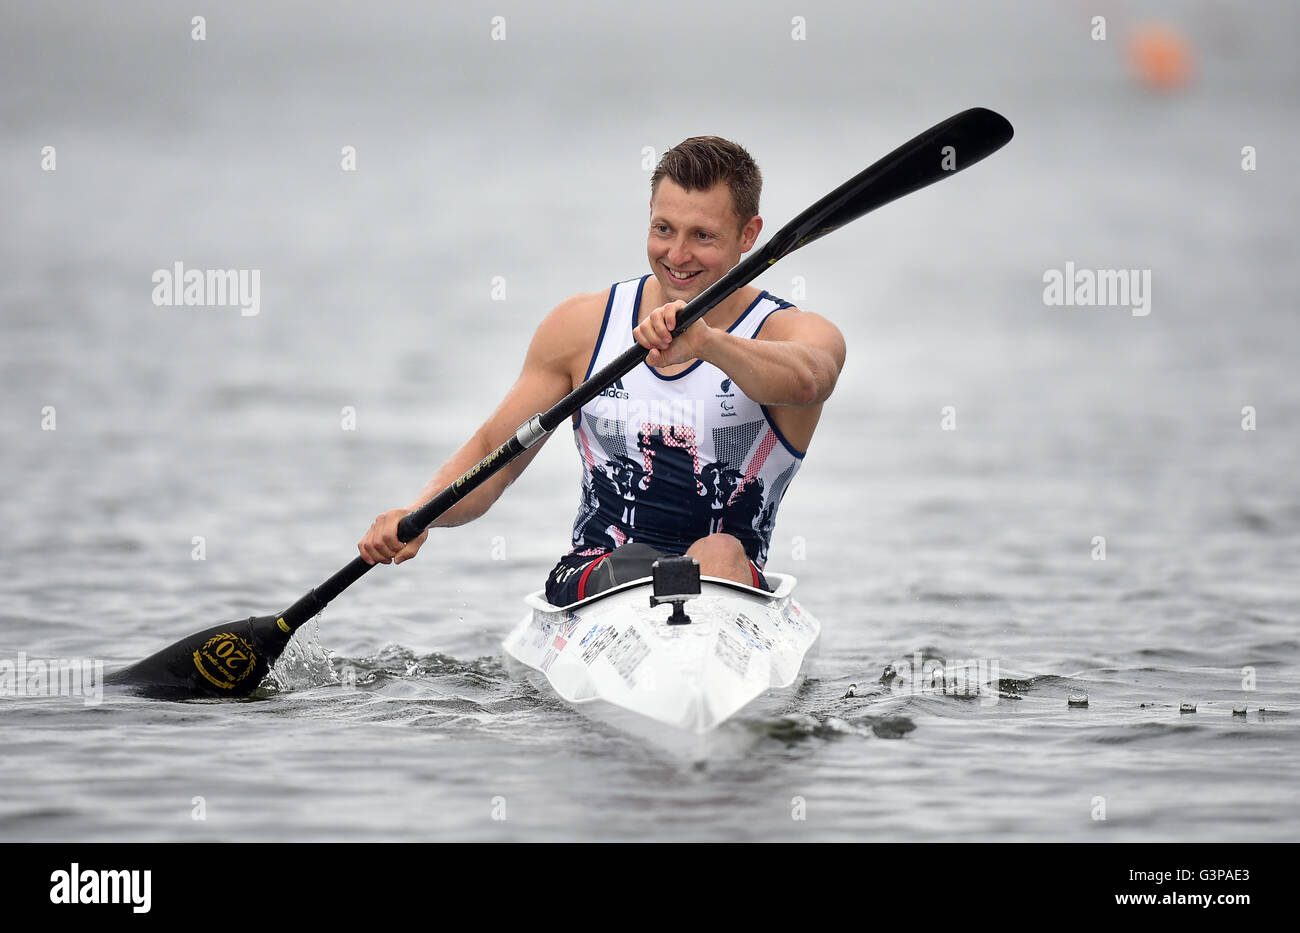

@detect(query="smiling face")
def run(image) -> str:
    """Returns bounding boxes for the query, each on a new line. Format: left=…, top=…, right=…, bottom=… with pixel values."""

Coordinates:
left=647, top=178, right=761, bottom=302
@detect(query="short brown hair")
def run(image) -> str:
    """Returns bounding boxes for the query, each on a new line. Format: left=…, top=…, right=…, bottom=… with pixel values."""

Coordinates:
left=650, top=136, right=761, bottom=229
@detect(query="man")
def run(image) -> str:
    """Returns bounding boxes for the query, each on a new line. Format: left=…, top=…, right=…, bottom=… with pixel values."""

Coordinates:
left=358, top=136, right=845, bottom=605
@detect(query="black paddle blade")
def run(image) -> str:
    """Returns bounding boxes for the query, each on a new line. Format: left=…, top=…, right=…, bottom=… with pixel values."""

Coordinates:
left=770, top=107, right=1015, bottom=260
left=104, top=614, right=295, bottom=699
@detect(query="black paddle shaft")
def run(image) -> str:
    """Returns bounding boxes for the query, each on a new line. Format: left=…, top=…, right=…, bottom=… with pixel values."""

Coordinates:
left=106, top=107, right=1013, bottom=699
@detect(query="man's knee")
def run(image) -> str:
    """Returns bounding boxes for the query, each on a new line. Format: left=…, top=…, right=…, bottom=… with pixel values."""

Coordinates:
left=686, top=533, right=749, bottom=571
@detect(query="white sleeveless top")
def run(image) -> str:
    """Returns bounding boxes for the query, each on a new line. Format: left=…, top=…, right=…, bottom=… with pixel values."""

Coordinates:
left=568, top=274, right=805, bottom=568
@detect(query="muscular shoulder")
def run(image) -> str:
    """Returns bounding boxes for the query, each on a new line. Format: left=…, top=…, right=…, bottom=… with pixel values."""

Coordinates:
left=538, top=289, right=609, bottom=335
left=526, top=287, right=616, bottom=385
left=756, top=305, right=847, bottom=370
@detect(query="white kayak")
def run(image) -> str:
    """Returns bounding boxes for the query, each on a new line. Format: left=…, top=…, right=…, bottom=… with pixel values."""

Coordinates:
left=502, top=568, right=820, bottom=758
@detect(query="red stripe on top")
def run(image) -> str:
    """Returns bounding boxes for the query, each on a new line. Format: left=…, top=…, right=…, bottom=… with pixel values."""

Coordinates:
left=749, top=561, right=760, bottom=588
left=743, top=428, right=779, bottom=487
left=577, top=422, right=597, bottom=469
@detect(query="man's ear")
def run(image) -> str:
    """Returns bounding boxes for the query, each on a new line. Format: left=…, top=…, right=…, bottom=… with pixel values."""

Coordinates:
left=740, top=215, right=763, bottom=252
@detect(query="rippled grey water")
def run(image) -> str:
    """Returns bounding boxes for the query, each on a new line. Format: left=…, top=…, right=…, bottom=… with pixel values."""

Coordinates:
left=2, top=0, right=1298, bottom=841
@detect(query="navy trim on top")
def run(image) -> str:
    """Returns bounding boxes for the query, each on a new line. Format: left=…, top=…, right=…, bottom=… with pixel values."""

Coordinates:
left=582, top=282, right=621, bottom=382
left=640, top=288, right=773, bottom=382
left=573, top=278, right=628, bottom=427
left=747, top=295, right=805, bottom=455
left=626, top=273, right=651, bottom=338
left=750, top=296, right=794, bottom=340
left=628, top=273, right=649, bottom=341
left=760, top=404, right=807, bottom=459
left=750, top=306, right=778, bottom=339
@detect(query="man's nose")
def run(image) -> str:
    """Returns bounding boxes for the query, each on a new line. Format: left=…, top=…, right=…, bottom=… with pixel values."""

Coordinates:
left=666, top=235, right=693, bottom=265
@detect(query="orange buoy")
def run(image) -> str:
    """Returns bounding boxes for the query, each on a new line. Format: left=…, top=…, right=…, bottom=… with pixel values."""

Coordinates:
left=1128, top=23, right=1194, bottom=91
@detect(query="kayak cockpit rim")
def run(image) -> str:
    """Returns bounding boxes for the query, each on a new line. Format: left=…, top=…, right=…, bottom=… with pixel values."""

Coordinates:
left=523, top=572, right=797, bottom=613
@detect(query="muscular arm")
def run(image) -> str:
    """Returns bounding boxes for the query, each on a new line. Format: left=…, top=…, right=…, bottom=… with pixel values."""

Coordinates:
left=415, top=294, right=593, bottom=525
left=359, top=292, right=600, bottom=563
left=406, top=329, right=570, bottom=528
left=634, top=300, right=846, bottom=453
left=636, top=301, right=845, bottom=407
left=699, top=309, right=845, bottom=406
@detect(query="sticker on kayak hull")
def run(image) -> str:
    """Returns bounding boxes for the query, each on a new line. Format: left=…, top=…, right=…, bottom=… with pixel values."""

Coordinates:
left=714, top=625, right=753, bottom=676
left=734, top=613, right=773, bottom=650
left=581, top=626, right=617, bottom=666
left=606, top=626, right=649, bottom=686
left=559, top=613, right=582, bottom=639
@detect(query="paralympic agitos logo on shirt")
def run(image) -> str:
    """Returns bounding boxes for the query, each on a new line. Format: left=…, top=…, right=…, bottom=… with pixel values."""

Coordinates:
left=717, top=378, right=737, bottom=417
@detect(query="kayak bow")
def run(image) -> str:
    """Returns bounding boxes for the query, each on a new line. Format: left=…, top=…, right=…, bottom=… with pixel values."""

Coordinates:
left=503, top=567, right=820, bottom=757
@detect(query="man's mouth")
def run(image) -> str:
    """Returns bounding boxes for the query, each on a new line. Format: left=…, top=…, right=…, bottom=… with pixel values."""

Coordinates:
left=663, top=264, right=702, bottom=285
